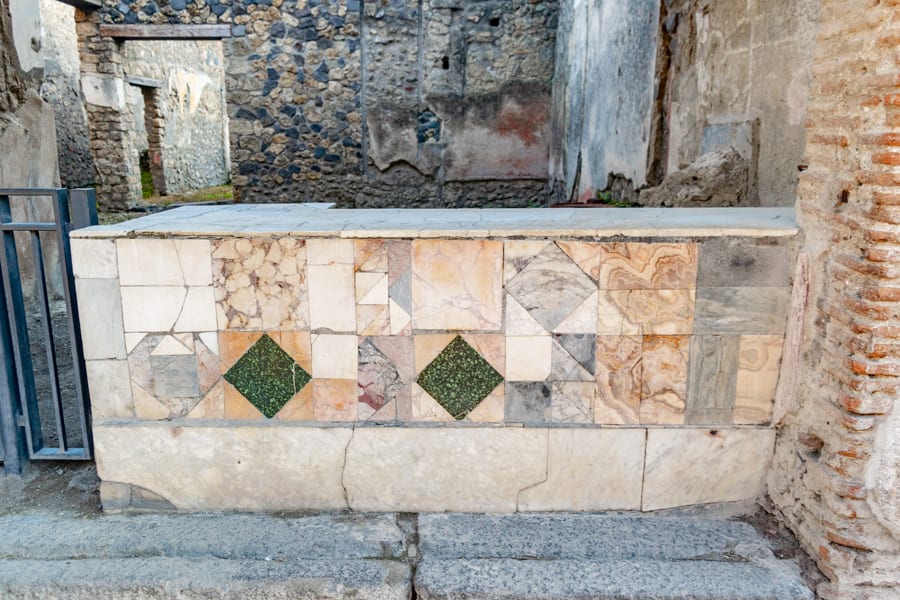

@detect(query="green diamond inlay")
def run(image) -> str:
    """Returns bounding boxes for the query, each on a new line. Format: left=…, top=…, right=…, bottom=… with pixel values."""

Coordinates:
left=416, top=335, right=503, bottom=420
left=223, top=334, right=311, bottom=419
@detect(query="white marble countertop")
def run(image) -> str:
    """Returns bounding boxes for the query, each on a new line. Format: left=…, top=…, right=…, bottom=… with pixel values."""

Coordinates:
left=73, top=204, right=799, bottom=239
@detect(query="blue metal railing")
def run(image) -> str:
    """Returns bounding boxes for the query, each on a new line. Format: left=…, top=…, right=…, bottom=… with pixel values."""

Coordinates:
left=0, top=189, right=98, bottom=474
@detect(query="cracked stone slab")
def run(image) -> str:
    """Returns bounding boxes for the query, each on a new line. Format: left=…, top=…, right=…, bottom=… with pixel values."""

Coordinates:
left=415, top=558, right=812, bottom=600
left=0, top=558, right=410, bottom=600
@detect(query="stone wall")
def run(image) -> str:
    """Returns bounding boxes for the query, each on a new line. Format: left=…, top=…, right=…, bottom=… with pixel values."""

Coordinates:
left=549, top=0, right=661, bottom=202
left=40, top=0, right=94, bottom=188
left=661, top=0, right=820, bottom=207
left=123, top=39, right=230, bottom=194
left=767, top=0, right=900, bottom=597
left=80, top=0, right=559, bottom=208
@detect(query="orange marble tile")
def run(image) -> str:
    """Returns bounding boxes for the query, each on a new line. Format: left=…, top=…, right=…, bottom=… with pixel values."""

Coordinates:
left=186, top=381, right=225, bottom=419
left=558, top=241, right=603, bottom=281
left=224, top=381, right=265, bottom=420
left=466, top=386, right=505, bottom=423
left=640, top=335, right=689, bottom=425
left=734, top=335, right=783, bottom=424
left=271, top=331, right=313, bottom=373
left=313, top=379, right=358, bottom=422
left=414, top=334, right=457, bottom=373
left=463, top=334, right=506, bottom=378
left=218, top=331, right=263, bottom=371
left=595, top=335, right=642, bottom=425
left=598, top=289, right=695, bottom=335
left=597, top=243, right=698, bottom=290
left=276, top=386, right=315, bottom=421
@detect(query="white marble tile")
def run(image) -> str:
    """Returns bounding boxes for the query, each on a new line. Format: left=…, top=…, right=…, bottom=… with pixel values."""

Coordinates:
left=85, top=360, right=133, bottom=420
left=93, top=424, right=352, bottom=510
left=174, top=240, right=213, bottom=286
left=553, top=291, right=598, bottom=334
left=506, top=336, right=552, bottom=382
left=344, top=428, right=547, bottom=512
left=519, top=429, right=645, bottom=511
left=117, top=239, right=184, bottom=286
left=174, top=287, right=217, bottom=332
left=76, top=278, right=126, bottom=360
left=311, top=334, right=358, bottom=379
left=150, top=335, right=193, bottom=356
left=125, top=333, right=145, bottom=353
left=71, top=239, right=118, bottom=279
left=198, top=332, right=219, bottom=356
left=506, top=295, right=548, bottom=335
left=131, top=383, right=171, bottom=420
left=642, top=428, right=775, bottom=511
left=389, top=299, right=411, bottom=335
left=307, top=239, right=354, bottom=265
left=308, top=264, right=356, bottom=332
left=120, top=286, right=186, bottom=333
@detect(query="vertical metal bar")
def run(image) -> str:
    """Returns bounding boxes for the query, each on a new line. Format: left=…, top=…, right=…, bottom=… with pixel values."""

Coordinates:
left=53, top=190, right=92, bottom=458
left=0, top=194, right=42, bottom=457
left=0, top=198, right=24, bottom=473
left=30, top=232, right=67, bottom=453
left=69, top=189, right=99, bottom=229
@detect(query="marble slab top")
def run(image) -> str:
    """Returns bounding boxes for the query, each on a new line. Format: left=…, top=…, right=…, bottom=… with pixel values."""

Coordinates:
left=73, top=204, right=799, bottom=239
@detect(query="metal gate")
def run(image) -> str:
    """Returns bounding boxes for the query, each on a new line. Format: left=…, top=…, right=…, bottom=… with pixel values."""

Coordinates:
left=0, top=189, right=98, bottom=475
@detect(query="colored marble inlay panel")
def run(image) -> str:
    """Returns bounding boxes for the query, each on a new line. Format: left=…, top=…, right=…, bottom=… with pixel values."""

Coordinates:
left=417, top=335, right=504, bottom=420
left=597, top=289, right=695, bottom=335
left=595, top=335, right=642, bottom=425
left=223, top=334, right=311, bottom=419
left=640, top=335, right=689, bottom=425
left=412, top=240, right=503, bottom=331
left=213, top=238, right=308, bottom=331
left=596, top=243, right=698, bottom=290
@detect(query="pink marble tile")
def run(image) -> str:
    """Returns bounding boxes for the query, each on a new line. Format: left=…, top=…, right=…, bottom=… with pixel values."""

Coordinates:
left=412, top=240, right=503, bottom=331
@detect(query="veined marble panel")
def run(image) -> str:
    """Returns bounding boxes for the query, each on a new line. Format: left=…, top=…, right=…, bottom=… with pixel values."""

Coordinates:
left=597, top=243, right=698, bottom=290
left=598, top=290, right=695, bottom=336
left=595, top=335, right=642, bottom=425
left=734, top=336, right=783, bottom=424
left=640, top=336, right=689, bottom=425
left=412, top=240, right=503, bottom=331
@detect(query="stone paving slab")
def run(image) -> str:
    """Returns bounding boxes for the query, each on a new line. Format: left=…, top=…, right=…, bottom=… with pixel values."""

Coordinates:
left=0, top=513, right=406, bottom=560
left=0, top=558, right=410, bottom=600
left=418, top=513, right=771, bottom=560
left=416, top=558, right=813, bottom=600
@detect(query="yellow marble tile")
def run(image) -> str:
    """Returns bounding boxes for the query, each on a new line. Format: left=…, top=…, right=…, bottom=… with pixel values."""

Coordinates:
left=597, top=243, right=698, bottom=290
left=224, top=382, right=265, bottom=420
left=466, top=387, right=505, bottom=423
left=641, top=335, right=689, bottom=425
left=218, top=331, right=264, bottom=371
left=414, top=334, right=457, bottom=373
left=733, top=335, right=783, bottom=424
left=187, top=381, right=225, bottom=419
left=412, top=240, right=503, bottom=331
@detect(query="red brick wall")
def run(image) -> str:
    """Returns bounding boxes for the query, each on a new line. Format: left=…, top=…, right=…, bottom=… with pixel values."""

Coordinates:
left=769, top=0, right=900, bottom=597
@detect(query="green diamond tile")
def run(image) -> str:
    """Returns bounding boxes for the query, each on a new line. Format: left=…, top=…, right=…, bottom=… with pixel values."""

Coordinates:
left=223, top=334, right=311, bottom=419
left=417, top=336, right=504, bottom=420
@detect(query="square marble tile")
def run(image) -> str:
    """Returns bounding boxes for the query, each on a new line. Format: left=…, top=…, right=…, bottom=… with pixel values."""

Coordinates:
left=312, top=334, right=358, bottom=380
left=640, top=335, right=689, bottom=425
left=120, top=286, right=186, bottom=333
left=506, top=336, right=552, bottom=382
left=213, top=238, right=308, bottom=331
left=505, top=381, right=551, bottom=423
left=595, top=335, right=642, bottom=425
left=313, top=379, right=358, bottom=421
left=72, top=238, right=117, bottom=279
left=307, top=239, right=354, bottom=265
left=734, top=335, right=783, bottom=424
left=597, top=289, right=695, bottom=335
left=597, top=243, right=698, bottom=290
left=506, top=242, right=597, bottom=333
left=412, top=240, right=503, bottom=331
left=117, top=239, right=212, bottom=287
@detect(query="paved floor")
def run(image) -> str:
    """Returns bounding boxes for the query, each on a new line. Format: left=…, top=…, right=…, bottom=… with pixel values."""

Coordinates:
left=0, top=463, right=819, bottom=599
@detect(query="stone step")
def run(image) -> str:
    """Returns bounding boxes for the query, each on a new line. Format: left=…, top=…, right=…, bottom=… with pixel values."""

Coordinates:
left=416, top=558, right=812, bottom=600
left=417, top=514, right=813, bottom=600
left=0, top=558, right=410, bottom=600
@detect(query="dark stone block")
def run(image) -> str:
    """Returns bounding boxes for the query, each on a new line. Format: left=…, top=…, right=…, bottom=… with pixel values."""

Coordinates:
left=313, top=146, right=326, bottom=158
left=270, top=21, right=286, bottom=38
left=324, top=154, right=342, bottom=162
left=232, top=24, right=247, bottom=36
left=698, top=238, right=793, bottom=288
left=170, top=0, right=187, bottom=10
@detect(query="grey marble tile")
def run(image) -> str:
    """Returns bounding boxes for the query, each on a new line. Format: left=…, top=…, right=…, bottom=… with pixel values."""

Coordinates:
left=697, top=238, right=793, bottom=288
left=694, top=287, right=790, bottom=335
left=686, top=336, right=739, bottom=425
left=505, top=382, right=551, bottom=423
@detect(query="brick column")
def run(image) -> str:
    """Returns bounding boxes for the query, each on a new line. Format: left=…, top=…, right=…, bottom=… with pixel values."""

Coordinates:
left=768, top=1, right=900, bottom=597
left=74, top=12, right=141, bottom=210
